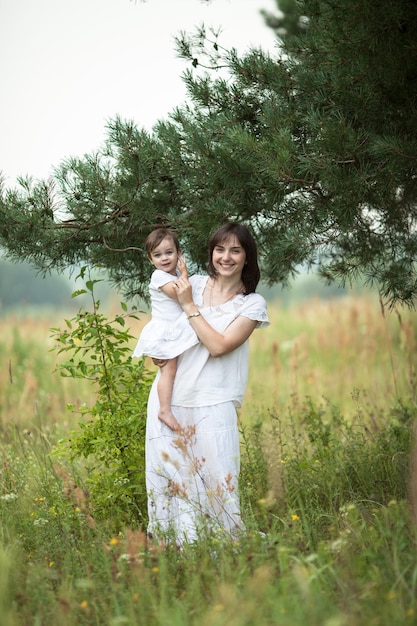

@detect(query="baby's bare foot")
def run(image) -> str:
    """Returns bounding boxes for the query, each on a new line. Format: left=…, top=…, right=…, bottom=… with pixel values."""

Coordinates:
left=158, top=410, right=180, bottom=431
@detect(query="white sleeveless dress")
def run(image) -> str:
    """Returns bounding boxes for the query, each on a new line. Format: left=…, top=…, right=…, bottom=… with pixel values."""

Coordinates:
left=132, top=269, right=198, bottom=359
left=145, top=274, right=270, bottom=543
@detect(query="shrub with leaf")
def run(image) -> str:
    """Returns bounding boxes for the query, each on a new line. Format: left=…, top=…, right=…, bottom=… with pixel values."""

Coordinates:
left=51, top=270, right=154, bottom=530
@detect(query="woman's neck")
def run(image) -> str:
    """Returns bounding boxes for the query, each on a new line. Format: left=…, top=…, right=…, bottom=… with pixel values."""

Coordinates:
left=204, top=276, right=244, bottom=307
left=212, top=276, right=243, bottom=293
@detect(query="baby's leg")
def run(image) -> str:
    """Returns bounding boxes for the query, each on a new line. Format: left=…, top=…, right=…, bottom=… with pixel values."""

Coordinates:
left=157, top=358, right=180, bottom=431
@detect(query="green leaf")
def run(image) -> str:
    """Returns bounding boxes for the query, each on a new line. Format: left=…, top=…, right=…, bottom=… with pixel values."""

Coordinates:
left=71, top=289, right=87, bottom=298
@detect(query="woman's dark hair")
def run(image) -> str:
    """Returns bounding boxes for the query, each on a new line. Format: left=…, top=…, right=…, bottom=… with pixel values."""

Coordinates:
left=145, top=228, right=180, bottom=257
left=207, top=223, right=260, bottom=294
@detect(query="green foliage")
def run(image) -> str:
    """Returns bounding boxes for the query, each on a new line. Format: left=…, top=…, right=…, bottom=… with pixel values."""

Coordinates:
left=239, top=419, right=272, bottom=529
left=268, top=397, right=414, bottom=548
left=3, top=295, right=417, bottom=624
left=1, top=297, right=417, bottom=624
left=261, top=0, right=308, bottom=43
left=51, top=270, right=154, bottom=529
left=1, top=0, right=417, bottom=305
left=1, top=392, right=417, bottom=625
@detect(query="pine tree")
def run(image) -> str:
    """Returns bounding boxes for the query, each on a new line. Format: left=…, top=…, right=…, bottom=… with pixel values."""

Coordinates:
left=1, top=0, right=416, bottom=305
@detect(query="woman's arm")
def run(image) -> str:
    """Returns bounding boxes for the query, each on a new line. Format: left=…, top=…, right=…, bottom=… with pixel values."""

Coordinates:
left=191, top=315, right=257, bottom=358
left=174, top=274, right=258, bottom=358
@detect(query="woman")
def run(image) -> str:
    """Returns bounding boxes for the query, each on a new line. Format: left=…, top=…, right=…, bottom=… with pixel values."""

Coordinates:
left=145, top=223, right=269, bottom=544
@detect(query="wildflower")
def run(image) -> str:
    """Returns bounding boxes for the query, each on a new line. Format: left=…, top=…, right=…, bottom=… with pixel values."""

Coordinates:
left=79, top=600, right=88, bottom=609
left=1, top=493, right=17, bottom=502
left=328, top=538, right=346, bottom=553
left=109, top=537, right=119, bottom=546
left=114, top=477, right=129, bottom=486
left=291, top=514, right=299, bottom=521
left=152, top=566, right=159, bottom=573
left=49, top=561, right=54, bottom=567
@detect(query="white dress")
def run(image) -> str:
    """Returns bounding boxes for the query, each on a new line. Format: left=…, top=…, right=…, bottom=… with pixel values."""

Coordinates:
left=132, top=269, right=198, bottom=359
left=145, top=275, right=270, bottom=544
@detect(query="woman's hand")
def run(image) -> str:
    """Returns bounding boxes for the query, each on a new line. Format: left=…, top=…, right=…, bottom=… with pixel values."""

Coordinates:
left=160, top=256, right=189, bottom=302
left=174, top=273, right=195, bottom=312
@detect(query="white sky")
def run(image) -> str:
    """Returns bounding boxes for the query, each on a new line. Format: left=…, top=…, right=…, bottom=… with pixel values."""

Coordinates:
left=0, top=0, right=277, bottom=184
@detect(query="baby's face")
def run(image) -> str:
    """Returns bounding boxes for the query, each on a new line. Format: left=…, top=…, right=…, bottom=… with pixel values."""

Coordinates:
left=149, top=237, right=179, bottom=275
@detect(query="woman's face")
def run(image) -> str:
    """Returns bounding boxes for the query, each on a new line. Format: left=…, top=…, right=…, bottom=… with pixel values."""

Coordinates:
left=149, top=237, right=179, bottom=275
left=212, top=234, right=246, bottom=279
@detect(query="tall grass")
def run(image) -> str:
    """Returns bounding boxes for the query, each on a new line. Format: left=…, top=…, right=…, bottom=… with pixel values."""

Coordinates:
left=245, top=294, right=416, bottom=421
left=0, top=295, right=416, bottom=625
left=0, top=312, right=96, bottom=432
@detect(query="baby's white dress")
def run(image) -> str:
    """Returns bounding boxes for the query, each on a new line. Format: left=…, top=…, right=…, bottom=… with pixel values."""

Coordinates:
left=132, top=269, right=198, bottom=359
left=145, top=274, right=270, bottom=544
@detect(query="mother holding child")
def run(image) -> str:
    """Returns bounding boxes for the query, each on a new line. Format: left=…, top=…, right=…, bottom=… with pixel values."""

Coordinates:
left=133, top=222, right=269, bottom=544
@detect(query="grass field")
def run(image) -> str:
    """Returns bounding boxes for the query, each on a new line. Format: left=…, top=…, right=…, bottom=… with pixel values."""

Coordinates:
left=0, top=293, right=416, bottom=625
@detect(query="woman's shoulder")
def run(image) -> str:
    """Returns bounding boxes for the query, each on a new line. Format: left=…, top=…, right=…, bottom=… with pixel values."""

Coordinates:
left=189, top=274, right=208, bottom=290
left=242, top=291, right=268, bottom=307
left=188, top=274, right=208, bottom=305
left=189, top=274, right=207, bottom=285
left=238, top=291, right=269, bottom=326
left=246, top=291, right=267, bottom=303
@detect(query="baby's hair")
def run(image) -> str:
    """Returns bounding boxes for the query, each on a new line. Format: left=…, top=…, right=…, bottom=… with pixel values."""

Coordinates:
left=145, top=228, right=180, bottom=257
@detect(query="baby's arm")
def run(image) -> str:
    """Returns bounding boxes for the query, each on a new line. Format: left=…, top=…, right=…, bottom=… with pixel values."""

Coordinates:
left=160, top=257, right=189, bottom=301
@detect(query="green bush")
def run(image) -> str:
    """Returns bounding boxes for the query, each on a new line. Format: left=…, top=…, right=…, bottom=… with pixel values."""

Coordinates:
left=51, top=272, right=153, bottom=530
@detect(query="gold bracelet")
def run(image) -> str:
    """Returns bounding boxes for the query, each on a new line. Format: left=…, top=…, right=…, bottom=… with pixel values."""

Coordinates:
left=188, top=311, right=201, bottom=319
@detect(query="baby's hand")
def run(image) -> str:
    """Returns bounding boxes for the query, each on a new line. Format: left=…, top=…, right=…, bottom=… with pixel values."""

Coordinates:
left=177, top=255, right=188, bottom=279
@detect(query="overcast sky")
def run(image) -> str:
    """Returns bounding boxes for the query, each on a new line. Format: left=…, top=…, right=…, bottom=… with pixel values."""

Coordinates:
left=0, top=0, right=277, bottom=184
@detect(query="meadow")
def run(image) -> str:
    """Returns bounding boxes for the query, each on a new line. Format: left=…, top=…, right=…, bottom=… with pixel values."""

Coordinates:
left=0, top=291, right=416, bottom=625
